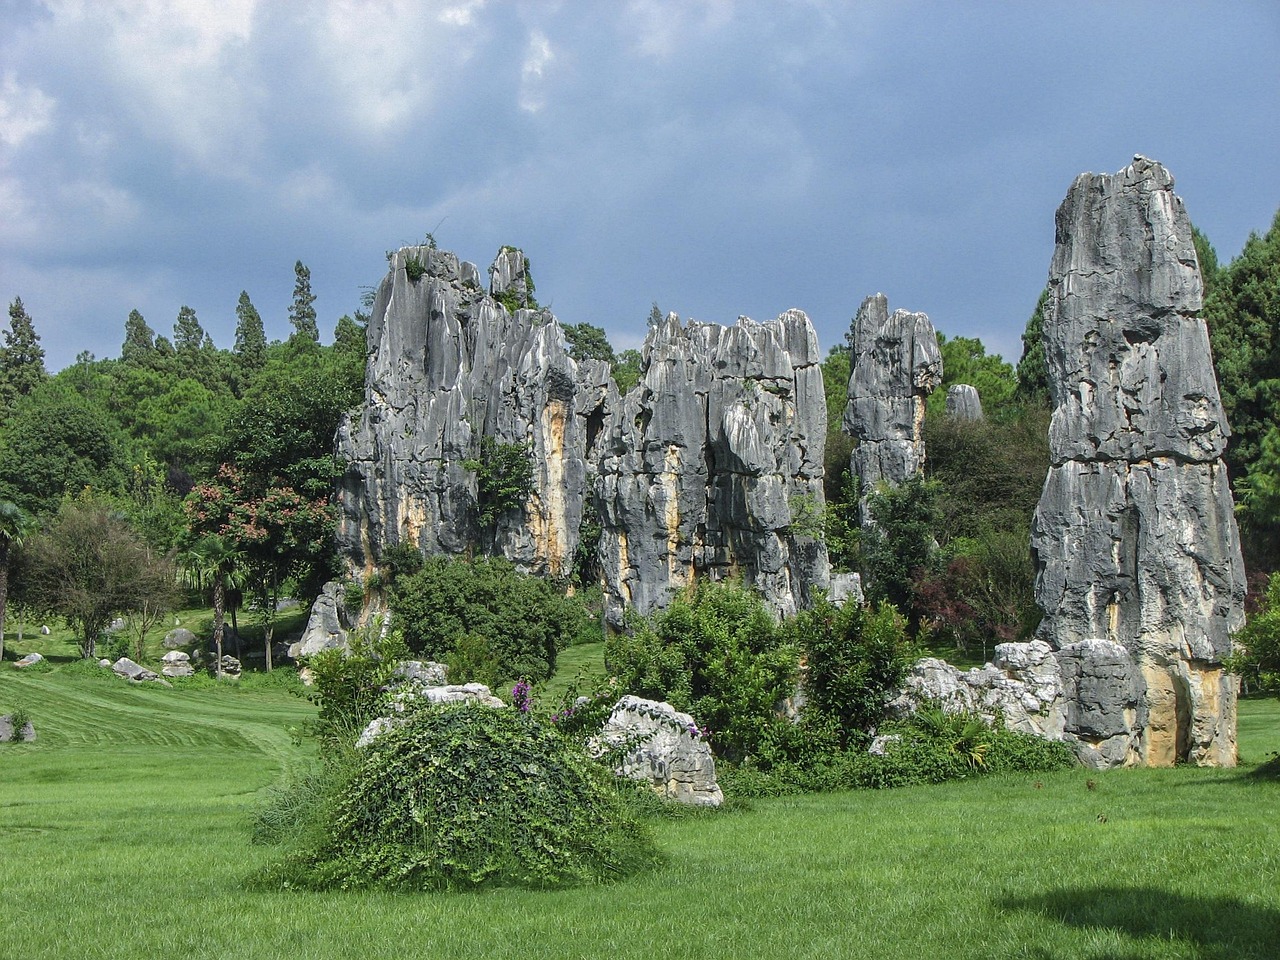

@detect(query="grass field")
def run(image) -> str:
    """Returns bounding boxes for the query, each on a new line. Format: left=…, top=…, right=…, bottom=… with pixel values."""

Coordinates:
left=2, top=659, right=1277, bottom=960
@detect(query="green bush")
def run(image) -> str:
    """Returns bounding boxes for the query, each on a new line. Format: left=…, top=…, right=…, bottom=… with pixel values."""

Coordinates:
left=257, top=702, right=660, bottom=891
left=303, top=624, right=409, bottom=747
left=1227, top=572, right=1280, bottom=696
left=606, top=580, right=799, bottom=763
left=389, top=556, right=589, bottom=683
left=789, top=596, right=915, bottom=749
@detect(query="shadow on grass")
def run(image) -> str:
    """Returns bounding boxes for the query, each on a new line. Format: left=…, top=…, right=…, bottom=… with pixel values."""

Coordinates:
left=1000, top=886, right=1280, bottom=960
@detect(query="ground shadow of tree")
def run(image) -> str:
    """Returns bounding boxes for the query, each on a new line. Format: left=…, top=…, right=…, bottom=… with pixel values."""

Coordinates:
left=999, top=886, right=1280, bottom=960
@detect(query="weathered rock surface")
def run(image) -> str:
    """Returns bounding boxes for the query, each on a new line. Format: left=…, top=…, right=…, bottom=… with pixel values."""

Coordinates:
left=356, top=668, right=506, bottom=748
left=594, top=695, right=722, bottom=806
left=843, top=294, right=942, bottom=518
left=219, top=656, right=242, bottom=678
left=289, top=581, right=354, bottom=660
left=163, top=628, right=197, bottom=650
left=596, top=310, right=829, bottom=623
left=111, top=657, right=170, bottom=685
left=889, top=641, right=1066, bottom=741
left=945, top=384, right=984, bottom=420
left=1031, top=156, right=1245, bottom=767
left=0, top=715, right=35, bottom=742
left=336, top=247, right=611, bottom=581
left=161, top=650, right=194, bottom=678
left=14, top=652, right=43, bottom=668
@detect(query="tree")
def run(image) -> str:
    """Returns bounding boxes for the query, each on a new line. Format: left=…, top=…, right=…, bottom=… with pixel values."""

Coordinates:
left=173, top=305, right=205, bottom=355
left=0, top=500, right=34, bottom=662
left=562, top=323, right=615, bottom=363
left=1, top=297, right=48, bottom=410
left=234, top=291, right=267, bottom=368
left=289, top=261, right=319, bottom=342
left=861, top=474, right=942, bottom=617
left=612, top=348, right=643, bottom=394
left=178, top=534, right=244, bottom=678
left=23, top=497, right=171, bottom=659
left=1015, top=288, right=1051, bottom=406
left=928, top=333, right=1017, bottom=419
left=1193, top=225, right=1220, bottom=294
left=121, top=309, right=157, bottom=365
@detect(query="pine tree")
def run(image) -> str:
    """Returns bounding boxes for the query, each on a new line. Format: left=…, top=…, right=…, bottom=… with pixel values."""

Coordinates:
left=288, top=261, right=319, bottom=342
left=121, top=309, right=156, bottom=364
left=1, top=297, right=49, bottom=409
left=1015, top=288, right=1051, bottom=406
left=173, top=305, right=205, bottom=354
left=233, top=291, right=267, bottom=366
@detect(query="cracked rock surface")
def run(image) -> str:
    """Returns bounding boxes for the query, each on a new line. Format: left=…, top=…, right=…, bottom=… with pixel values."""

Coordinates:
left=1030, top=156, right=1245, bottom=767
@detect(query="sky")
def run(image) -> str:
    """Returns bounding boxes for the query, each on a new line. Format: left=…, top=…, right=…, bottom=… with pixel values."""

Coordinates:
left=1, top=1, right=1278, bottom=374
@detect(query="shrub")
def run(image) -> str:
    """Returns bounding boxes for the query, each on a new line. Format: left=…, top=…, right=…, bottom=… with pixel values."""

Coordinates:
left=389, top=556, right=590, bottom=683
left=257, top=702, right=660, bottom=891
left=303, top=624, right=409, bottom=747
left=1226, top=572, right=1280, bottom=696
left=606, top=580, right=799, bottom=763
left=789, top=597, right=915, bottom=750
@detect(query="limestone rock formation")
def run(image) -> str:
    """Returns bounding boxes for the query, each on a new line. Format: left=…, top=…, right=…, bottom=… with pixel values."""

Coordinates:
left=14, top=652, right=43, bottom=668
left=163, top=628, right=196, bottom=650
left=336, top=246, right=611, bottom=581
left=595, top=310, right=829, bottom=624
left=1030, top=156, right=1245, bottom=767
left=0, top=715, right=35, bottom=742
left=161, top=650, right=194, bottom=678
left=594, top=695, right=723, bottom=806
left=945, top=384, right=984, bottom=420
left=289, top=581, right=354, bottom=660
left=843, top=294, right=942, bottom=517
left=889, top=641, right=1066, bottom=741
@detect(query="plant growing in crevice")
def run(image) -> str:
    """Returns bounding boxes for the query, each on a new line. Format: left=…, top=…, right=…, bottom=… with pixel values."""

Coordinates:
left=404, top=255, right=427, bottom=283
left=463, top=436, right=533, bottom=530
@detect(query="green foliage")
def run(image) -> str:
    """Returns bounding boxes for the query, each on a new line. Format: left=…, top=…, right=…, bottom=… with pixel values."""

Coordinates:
left=789, top=597, right=914, bottom=749
left=120, top=309, right=156, bottom=366
left=463, top=435, right=533, bottom=529
left=22, top=495, right=174, bottom=659
left=389, top=556, right=588, bottom=683
left=861, top=475, right=941, bottom=615
left=233, top=291, right=267, bottom=368
left=927, top=332, right=1018, bottom=418
left=260, top=702, right=659, bottom=891
left=1015, top=288, right=1051, bottom=405
left=376, top=540, right=423, bottom=581
left=562, top=322, right=615, bottom=363
left=1227, top=572, right=1280, bottom=696
left=172, top=305, right=205, bottom=355
left=612, top=348, right=643, bottom=393
left=303, top=624, right=409, bottom=747
left=0, top=297, right=48, bottom=411
left=786, top=493, right=825, bottom=542
left=288, top=260, right=319, bottom=342
left=1193, top=224, right=1220, bottom=292
left=607, top=581, right=798, bottom=763
left=404, top=254, right=427, bottom=282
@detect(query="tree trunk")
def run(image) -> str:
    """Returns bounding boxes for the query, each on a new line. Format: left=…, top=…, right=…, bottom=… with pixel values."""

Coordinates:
left=263, top=577, right=277, bottom=672
left=0, top=548, right=9, bottom=662
left=213, top=581, right=225, bottom=679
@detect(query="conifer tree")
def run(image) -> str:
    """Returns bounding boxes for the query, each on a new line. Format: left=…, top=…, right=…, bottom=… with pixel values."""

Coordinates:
left=233, top=291, right=267, bottom=366
left=289, top=261, right=319, bottom=342
left=173, top=305, right=205, bottom=354
left=121, top=308, right=156, bottom=364
left=1, top=297, right=48, bottom=408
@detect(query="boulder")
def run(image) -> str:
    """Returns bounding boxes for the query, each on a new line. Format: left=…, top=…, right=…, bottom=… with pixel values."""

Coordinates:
left=14, top=652, right=44, bottom=668
left=39, top=625, right=50, bottom=635
left=1030, top=157, right=1245, bottom=767
left=888, top=641, right=1066, bottom=741
left=163, top=628, right=197, bottom=650
left=356, top=681, right=506, bottom=747
left=161, top=650, right=194, bottom=678
left=0, top=715, right=35, bottom=743
left=391, top=660, right=449, bottom=688
left=945, top=384, right=983, bottom=420
left=842, top=293, right=942, bottom=523
left=219, top=656, right=241, bottom=678
left=288, top=581, right=354, bottom=660
left=594, top=695, right=723, bottom=807
left=112, top=657, right=159, bottom=682
left=596, top=309, right=830, bottom=624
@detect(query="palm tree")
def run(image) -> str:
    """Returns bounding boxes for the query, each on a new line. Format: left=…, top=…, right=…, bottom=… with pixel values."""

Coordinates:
left=179, top=535, right=244, bottom=679
left=0, top=500, right=34, bottom=662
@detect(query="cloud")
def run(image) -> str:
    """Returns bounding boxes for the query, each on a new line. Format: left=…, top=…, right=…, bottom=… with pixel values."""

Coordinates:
left=0, top=72, right=55, bottom=148
left=519, top=29, right=555, bottom=113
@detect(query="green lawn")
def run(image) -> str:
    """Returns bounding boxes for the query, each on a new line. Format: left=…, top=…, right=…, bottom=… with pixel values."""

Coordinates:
left=1, top=663, right=1277, bottom=960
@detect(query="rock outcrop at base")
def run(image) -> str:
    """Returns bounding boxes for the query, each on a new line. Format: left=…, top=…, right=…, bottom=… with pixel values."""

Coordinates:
left=1030, top=156, right=1245, bottom=767
left=336, top=247, right=611, bottom=581
left=289, top=581, right=354, bottom=660
left=595, top=695, right=723, bottom=806
left=842, top=294, right=942, bottom=521
left=595, top=310, right=829, bottom=624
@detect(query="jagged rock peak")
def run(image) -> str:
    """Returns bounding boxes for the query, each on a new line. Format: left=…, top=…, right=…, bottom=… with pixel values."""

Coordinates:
left=336, top=245, right=611, bottom=579
left=1031, top=158, right=1245, bottom=768
left=595, top=308, right=829, bottom=625
left=842, top=294, right=942, bottom=516
left=945, top=384, right=983, bottom=421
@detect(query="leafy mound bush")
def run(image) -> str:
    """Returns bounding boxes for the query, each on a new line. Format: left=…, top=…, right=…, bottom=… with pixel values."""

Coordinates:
left=389, top=556, right=596, bottom=683
left=257, top=703, right=660, bottom=891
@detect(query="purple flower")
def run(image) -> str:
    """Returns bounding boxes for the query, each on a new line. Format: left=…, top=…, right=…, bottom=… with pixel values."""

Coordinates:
left=512, top=680, right=532, bottom=713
